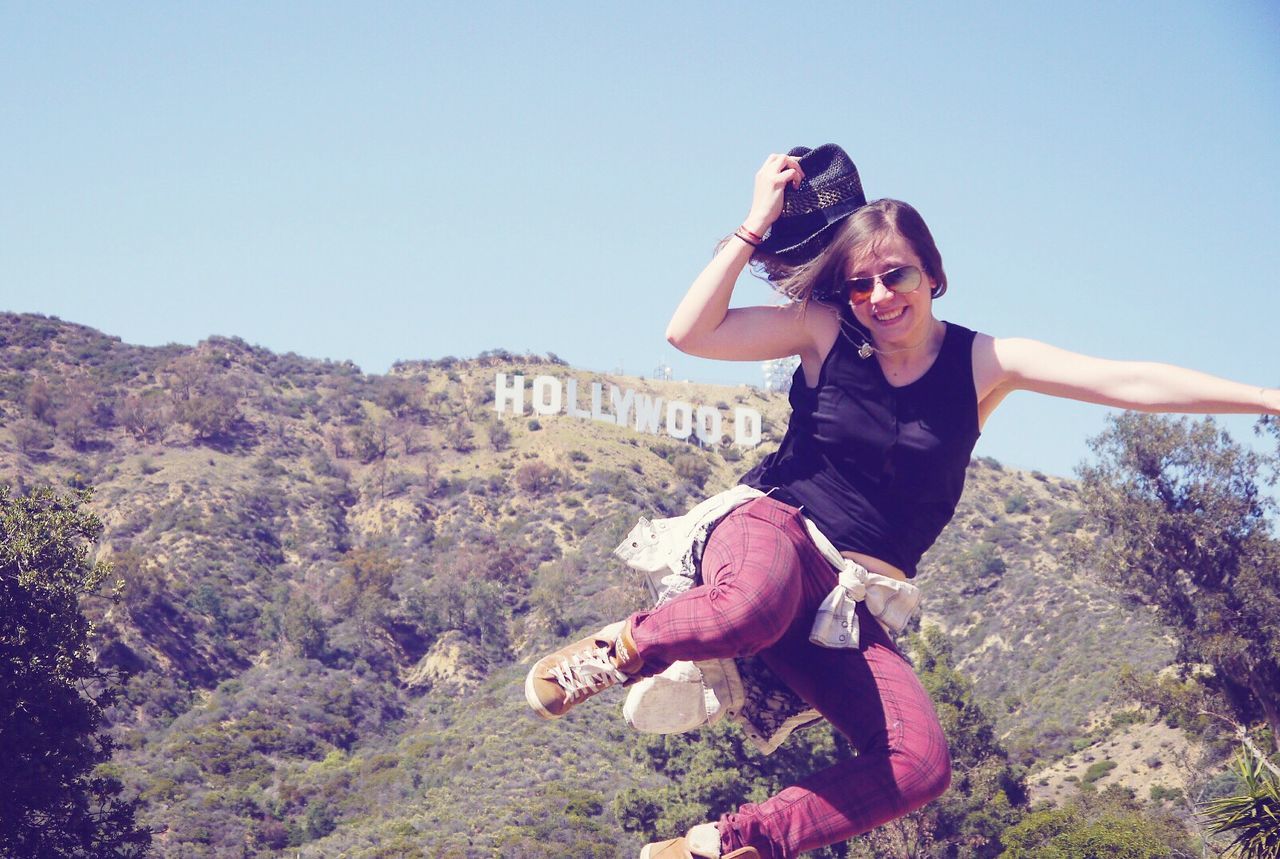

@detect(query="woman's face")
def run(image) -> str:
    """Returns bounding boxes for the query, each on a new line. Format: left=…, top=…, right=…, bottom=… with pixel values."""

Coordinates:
left=842, top=237, right=936, bottom=348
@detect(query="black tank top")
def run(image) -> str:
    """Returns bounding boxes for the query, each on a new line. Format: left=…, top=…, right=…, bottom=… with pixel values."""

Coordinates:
left=741, top=314, right=981, bottom=577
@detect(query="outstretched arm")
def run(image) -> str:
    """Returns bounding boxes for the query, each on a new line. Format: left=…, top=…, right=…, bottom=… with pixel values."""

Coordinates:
left=974, top=334, right=1280, bottom=416
left=666, top=154, right=822, bottom=363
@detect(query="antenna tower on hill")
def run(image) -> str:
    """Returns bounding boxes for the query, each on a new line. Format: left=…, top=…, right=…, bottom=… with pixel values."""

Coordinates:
left=762, top=356, right=799, bottom=393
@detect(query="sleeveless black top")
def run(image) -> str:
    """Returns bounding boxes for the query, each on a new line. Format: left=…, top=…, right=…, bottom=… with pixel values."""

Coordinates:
left=741, top=314, right=981, bottom=577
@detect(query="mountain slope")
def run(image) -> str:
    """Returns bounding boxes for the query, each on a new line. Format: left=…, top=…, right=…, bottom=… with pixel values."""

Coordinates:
left=0, top=312, right=1183, bottom=856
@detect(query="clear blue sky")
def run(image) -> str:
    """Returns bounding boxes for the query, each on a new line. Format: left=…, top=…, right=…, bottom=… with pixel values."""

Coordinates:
left=3, top=2, right=1278, bottom=477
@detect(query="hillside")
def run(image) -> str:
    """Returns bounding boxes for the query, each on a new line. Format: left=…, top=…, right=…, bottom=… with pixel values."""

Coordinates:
left=0, top=312, right=1195, bottom=856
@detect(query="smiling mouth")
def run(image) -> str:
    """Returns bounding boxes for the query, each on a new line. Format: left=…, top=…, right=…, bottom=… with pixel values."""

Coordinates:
left=872, top=306, right=906, bottom=322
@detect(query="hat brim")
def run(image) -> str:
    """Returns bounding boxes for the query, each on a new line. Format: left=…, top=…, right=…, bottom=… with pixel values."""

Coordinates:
left=758, top=197, right=866, bottom=259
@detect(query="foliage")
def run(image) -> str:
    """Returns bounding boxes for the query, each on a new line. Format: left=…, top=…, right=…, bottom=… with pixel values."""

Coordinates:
left=283, top=592, right=328, bottom=660
left=0, top=484, right=151, bottom=857
left=1003, top=494, right=1029, bottom=515
left=117, top=391, right=171, bottom=443
left=487, top=417, right=512, bottom=451
left=999, top=786, right=1192, bottom=858
left=615, top=719, right=852, bottom=857
left=516, top=461, right=561, bottom=495
left=349, top=418, right=391, bottom=464
left=952, top=540, right=1007, bottom=599
left=1077, top=413, right=1280, bottom=748
left=673, top=452, right=711, bottom=488
left=1079, top=759, right=1117, bottom=789
left=26, top=376, right=55, bottom=422
left=12, top=417, right=55, bottom=455
left=445, top=415, right=474, bottom=452
left=166, top=353, right=244, bottom=442
left=1201, top=743, right=1280, bottom=858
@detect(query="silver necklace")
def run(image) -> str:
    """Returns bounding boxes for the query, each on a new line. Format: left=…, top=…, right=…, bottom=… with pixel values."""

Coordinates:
left=841, top=317, right=941, bottom=360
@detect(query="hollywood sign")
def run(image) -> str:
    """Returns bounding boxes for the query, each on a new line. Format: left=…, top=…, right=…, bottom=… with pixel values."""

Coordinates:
left=494, top=373, right=762, bottom=447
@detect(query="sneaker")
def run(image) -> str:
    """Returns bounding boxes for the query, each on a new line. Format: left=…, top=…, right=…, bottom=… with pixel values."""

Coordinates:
left=639, top=823, right=760, bottom=859
left=524, top=619, right=644, bottom=719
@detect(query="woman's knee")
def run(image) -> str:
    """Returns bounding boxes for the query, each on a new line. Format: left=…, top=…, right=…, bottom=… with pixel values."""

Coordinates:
left=896, top=726, right=952, bottom=809
left=913, top=744, right=952, bottom=806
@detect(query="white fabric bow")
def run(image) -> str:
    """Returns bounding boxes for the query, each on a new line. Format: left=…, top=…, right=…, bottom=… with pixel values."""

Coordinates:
left=803, top=520, right=922, bottom=649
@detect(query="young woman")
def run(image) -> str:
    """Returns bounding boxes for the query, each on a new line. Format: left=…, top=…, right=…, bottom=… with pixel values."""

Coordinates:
left=525, top=145, right=1280, bottom=859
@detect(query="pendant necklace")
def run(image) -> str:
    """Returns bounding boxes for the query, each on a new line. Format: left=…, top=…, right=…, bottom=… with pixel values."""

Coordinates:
left=841, top=317, right=941, bottom=360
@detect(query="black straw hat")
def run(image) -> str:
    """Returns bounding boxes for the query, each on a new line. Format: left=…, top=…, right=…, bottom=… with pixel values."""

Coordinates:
left=758, top=144, right=867, bottom=262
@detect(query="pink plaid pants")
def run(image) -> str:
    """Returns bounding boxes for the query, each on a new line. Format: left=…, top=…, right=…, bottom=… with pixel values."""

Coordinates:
left=628, top=496, right=952, bottom=859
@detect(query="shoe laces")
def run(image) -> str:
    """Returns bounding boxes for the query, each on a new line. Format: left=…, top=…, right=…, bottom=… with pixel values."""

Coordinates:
left=550, top=642, right=627, bottom=703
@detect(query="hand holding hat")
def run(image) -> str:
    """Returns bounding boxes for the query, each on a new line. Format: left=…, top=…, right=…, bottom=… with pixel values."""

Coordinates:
left=755, top=144, right=867, bottom=263
left=744, top=153, right=806, bottom=238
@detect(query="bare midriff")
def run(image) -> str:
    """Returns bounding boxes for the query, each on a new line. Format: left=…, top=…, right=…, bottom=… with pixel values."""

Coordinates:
left=841, top=550, right=909, bottom=582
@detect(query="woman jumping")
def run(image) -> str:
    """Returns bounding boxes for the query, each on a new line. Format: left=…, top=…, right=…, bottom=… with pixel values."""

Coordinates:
left=524, top=144, right=1280, bottom=859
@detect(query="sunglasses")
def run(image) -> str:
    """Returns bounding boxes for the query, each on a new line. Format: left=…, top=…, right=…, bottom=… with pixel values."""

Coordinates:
left=843, top=265, right=923, bottom=305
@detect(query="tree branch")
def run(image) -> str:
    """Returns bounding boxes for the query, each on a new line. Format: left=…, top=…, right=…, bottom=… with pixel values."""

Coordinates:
left=1199, top=710, right=1280, bottom=779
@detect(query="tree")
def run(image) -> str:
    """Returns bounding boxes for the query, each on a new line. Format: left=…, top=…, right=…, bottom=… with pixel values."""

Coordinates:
left=54, top=381, right=97, bottom=450
left=999, top=785, right=1192, bottom=858
left=117, top=391, right=171, bottom=443
left=614, top=716, right=852, bottom=858
left=165, top=352, right=243, bottom=442
left=374, top=377, right=419, bottom=419
left=12, top=418, right=55, bottom=456
left=283, top=592, right=328, bottom=661
left=25, top=376, right=55, bottom=424
left=392, top=416, right=422, bottom=456
left=175, top=387, right=241, bottom=442
left=445, top=415, right=475, bottom=452
left=0, top=484, right=151, bottom=856
left=487, top=418, right=512, bottom=452
left=1077, top=413, right=1280, bottom=749
left=165, top=352, right=207, bottom=402
left=332, top=545, right=398, bottom=637
left=349, top=417, right=391, bottom=464
left=516, top=461, right=560, bottom=495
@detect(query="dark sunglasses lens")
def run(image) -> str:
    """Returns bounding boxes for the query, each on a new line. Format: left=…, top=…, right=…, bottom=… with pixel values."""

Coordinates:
left=883, top=266, right=922, bottom=293
left=846, top=278, right=874, bottom=303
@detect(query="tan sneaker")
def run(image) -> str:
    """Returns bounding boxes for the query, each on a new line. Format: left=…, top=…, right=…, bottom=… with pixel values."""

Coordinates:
left=639, top=823, right=760, bottom=859
left=524, top=620, right=644, bottom=719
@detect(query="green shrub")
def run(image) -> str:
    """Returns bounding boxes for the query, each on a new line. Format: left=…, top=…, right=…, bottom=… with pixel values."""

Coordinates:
left=1047, top=508, right=1084, bottom=535
left=672, top=453, right=710, bottom=489
left=488, top=419, right=512, bottom=451
left=1004, top=494, right=1030, bottom=514
left=1081, top=759, right=1117, bottom=787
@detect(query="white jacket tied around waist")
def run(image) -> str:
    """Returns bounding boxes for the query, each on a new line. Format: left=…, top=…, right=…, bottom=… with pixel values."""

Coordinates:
left=612, top=484, right=922, bottom=754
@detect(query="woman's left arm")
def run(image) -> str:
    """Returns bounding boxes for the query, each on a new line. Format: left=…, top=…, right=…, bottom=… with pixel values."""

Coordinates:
left=973, top=334, right=1280, bottom=416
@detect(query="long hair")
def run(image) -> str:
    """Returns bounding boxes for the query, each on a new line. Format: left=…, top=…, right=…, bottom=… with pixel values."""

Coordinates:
left=751, top=199, right=948, bottom=308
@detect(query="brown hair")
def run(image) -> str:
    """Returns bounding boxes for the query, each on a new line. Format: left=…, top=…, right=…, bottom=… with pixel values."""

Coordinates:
left=751, top=199, right=948, bottom=307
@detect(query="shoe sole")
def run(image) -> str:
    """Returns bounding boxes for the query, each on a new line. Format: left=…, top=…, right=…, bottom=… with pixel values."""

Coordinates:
left=524, top=662, right=558, bottom=720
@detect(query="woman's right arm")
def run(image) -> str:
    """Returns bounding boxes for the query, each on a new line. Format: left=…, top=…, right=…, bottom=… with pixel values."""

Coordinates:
left=665, top=154, right=822, bottom=363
